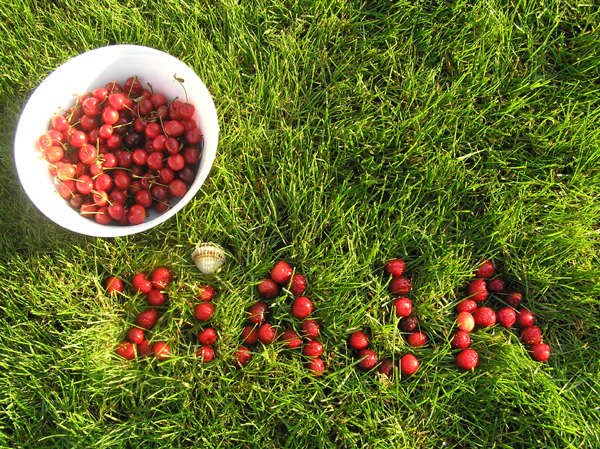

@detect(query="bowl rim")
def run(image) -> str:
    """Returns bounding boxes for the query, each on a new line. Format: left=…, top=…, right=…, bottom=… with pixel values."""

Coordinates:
left=14, top=44, right=219, bottom=238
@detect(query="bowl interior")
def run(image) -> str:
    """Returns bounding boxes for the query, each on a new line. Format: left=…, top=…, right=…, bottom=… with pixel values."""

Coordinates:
left=14, top=45, right=218, bottom=237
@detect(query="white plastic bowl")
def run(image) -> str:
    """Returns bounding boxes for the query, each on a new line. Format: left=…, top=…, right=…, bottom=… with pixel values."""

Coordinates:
left=14, top=45, right=218, bottom=237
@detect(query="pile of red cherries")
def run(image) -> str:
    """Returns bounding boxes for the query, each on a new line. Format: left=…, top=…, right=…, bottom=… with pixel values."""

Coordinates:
left=37, top=76, right=202, bottom=225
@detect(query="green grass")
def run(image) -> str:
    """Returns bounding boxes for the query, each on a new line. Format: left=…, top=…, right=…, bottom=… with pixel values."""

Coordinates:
left=1, top=0, right=600, bottom=447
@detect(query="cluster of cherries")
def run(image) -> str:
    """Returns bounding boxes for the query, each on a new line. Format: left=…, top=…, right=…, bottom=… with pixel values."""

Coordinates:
left=37, top=76, right=202, bottom=225
left=237, top=261, right=325, bottom=375
left=452, top=259, right=551, bottom=370
left=194, top=285, right=219, bottom=363
left=349, top=259, right=421, bottom=377
left=111, top=268, right=173, bottom=360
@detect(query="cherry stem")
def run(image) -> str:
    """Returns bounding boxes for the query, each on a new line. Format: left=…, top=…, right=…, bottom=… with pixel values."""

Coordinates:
left=173, top=74, right=188, bottom=105
left=127, top=76, right=137, bottom=97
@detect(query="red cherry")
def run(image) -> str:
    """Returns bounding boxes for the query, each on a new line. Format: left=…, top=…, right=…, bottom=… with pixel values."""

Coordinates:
left=80, top=115, right=98, bottom=131
left=124, top=76, right=142, bottom=95
left=300, top=319, right=320, bottom=339
left=93, top=191, right=109, bottom=207
left=258, top=323, right=278, bottom=345
left=234, top=346, right=252, bottom=368
left=384, top=259, right=405, bottom=276
left=468, top=279, right=488, bottom=302
left=57, top=164, right=76, bottom=181
left=106, top=276, right=124, bottom=295
left=531, top=343, right=550, bottom=362
left=167, top=154, right=185, bottom=171
left=407, top=331, right=427, bottom=347
left=198, top=328, right=217, bottom=346
left=241, top=325, right=259, bottom=345
left=195, top=303, right=215, bottom=321
left=456, top=348, right=479, bottom=370
left=80, top=203, right=98, bottom=218
left=94, top=173, right=113, bottom=192
left=101, top=107, right=119, bottom=125
left=76, top=175, right=94, bottom=195
left=302, top=340, right=323, bottom=357
left=292, top=296, right=313, bottom=319
left=169, top=100, right=183, bottom=120
left=357, top=349, right=378, bottom=371
left=475, top=259, right=495, bottom=278
left=182, top=146, right=201, bottom=165
left=116, top=342, right=135, bottom=360
left=196, top=285, right=215, bottom=302
left=132, top=273, right=152, bottom=294
left=247, top=302, right=268, bottom=325
left=378, top=358, right=398, bottom=378
left=389, top=276, right=411, bottom=295
left=400, top=354, right=420, bottom=375
left=105, top=81, right=124, bottom=93
left=177, top=166, right=196, bottom=183
left=147, top=289, right=166, bottom=306
left=280, top=329, right=302, bottom=349
left=289, top=274, right=307, bottom=296
left=451, top=331, right=471, bottom=349
left=515, top=308, right=535, bottom=329
left=58, top=180, right=77, bottom=200
left=108, top=92, right=127, bottom=110
left=487, top=278, right=505, bottom=293
left=38, top=133, right=53, bottom=152
left=306, top=357, right=325, bottom=376
left=456, top=299, right=478, bottom=313
left=138, top=98, right=153, bottom=115
left=153, top=341, right=171, bottom=360
left=150, top=93, right=168, bottom=109
left=185, top=128, right=202, bottom=145
left=68, top=130, right=87, bottom=148
left=349, top=331, right=369, bottom=350
left=45, top=145, right=64, bottom=163
left=127, top=328, right=144, bottom=345
left=271, top=261, right=293, bottom=285
left=165, top=137, right=180, bottom=155
left=132, top=149, right=148, bottom=166
left=150, top=267, right=171, bottom=290
left=521, top=326, right=542, bottom=344
left=168, top=179, right=187, bottom=197
left=93, top=87, right=109, bottom=101
left=179, top=102, right=195, bottom=119
left=393, top=297, right=412, bottom=317
left=127, top=204, right=147, bottom=225
left=107, top=202, right=125, bottom=221
left=496, top=307, right=517, bottom=327
left=145, top=122, right=162, bottom=139
left=79, top=144, right=97, bottom=165
left=95, top=206, right=112, bottom=225
left=473, top=307, right=496, bottom=328
left=506, top=291, right=523, bottom=308
left=164, top=120, right=184, bottom=137
left=137, top=340, right=153, bottom=357
left=136, top=308, right=159, bottom=330
left=196, top=345, right=214, bottom=362
left=257, top=278, right=279, bottom=299
left=51, top=114, right=70, bottom=131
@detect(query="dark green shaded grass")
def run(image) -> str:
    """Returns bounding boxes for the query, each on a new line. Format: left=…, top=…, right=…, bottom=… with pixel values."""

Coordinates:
left=1, top=0, right=600, bottom=447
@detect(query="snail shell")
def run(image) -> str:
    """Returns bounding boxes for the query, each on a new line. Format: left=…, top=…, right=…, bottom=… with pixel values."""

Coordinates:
left=191, top=243, right=226, bottom=275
